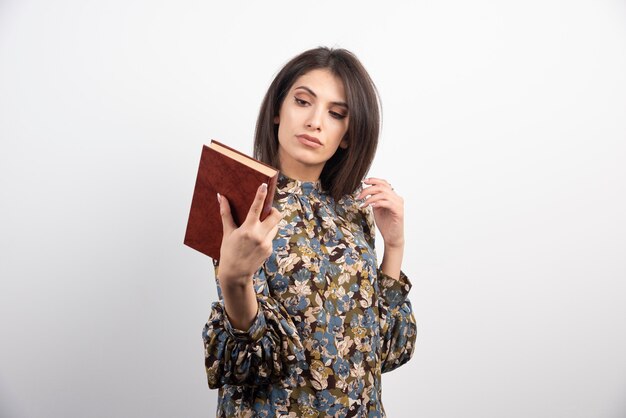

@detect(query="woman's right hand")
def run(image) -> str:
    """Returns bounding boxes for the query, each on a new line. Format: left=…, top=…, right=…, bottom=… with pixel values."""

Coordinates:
left=216, top=183, right=282, bottom=288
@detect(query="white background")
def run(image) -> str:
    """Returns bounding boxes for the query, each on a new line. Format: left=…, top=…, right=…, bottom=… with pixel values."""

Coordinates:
left=1, top=1, right=625, bottom=417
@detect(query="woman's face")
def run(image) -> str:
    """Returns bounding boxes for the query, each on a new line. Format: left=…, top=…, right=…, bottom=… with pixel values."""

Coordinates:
left=275, top=68, right=350, bottom=181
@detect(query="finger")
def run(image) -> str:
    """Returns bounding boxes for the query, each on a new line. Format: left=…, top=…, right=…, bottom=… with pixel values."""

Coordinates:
left=358, top=184, right=381, bottom=198
left=360, top=192, right=400, bottom=207
left=266, top=207, right=283, bottom=225
left=363, top=178, right=394, bottom=193
left=244, top=183, right=269, bottom=225
left=360, top=196, right=385, bottom=208
left=259, top=207, right=282, bottom=236
left=218, top=193, right=237, bottom=234
left=265, top=222, right=280, bottom=243
left=358, top=184, right=392, bottom=200
left=363, top=177, right=392, bottom=187
left=255, top=223, right=280, bottom=260
left=369, top=199, right=391, bottom=209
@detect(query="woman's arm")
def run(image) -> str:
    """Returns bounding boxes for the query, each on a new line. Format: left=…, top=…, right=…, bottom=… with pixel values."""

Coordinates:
left=380, top=241, right=405, bottom=280
left=203, top=261, right=305, bottom=389
left=215, top=183, right=279, bottom=330
left=357, top=181, right=417, bottom=371
left=201, top=183, right=305, bottom=389
left=358, top=177, right=405, bottom=279
left=215, top=268, right=258, bottom=331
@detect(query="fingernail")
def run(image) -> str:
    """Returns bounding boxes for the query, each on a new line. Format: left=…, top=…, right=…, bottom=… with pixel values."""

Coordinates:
left=260, top=183, right=268, bottom=192
left=217, top=193, right=221, bottom=204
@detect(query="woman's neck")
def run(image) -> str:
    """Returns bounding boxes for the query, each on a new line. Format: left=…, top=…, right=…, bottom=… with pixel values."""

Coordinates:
left=278, top=161, right=323, bottom=182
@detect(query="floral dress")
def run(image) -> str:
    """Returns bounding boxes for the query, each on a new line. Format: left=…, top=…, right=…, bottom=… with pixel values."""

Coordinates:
left=203, top=172, right=417, bottom=417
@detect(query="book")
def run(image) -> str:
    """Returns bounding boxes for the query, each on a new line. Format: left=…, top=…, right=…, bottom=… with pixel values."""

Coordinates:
left=184, top=140, right=279, bottom=259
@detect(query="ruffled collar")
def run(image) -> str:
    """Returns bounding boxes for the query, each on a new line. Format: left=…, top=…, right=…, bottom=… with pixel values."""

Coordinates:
left=274, top=171, right=364, bottom=223
left=276, top=171, right=324, bottom=196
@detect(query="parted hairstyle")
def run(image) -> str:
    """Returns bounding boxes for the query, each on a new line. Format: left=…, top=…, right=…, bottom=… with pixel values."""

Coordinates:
left=253, top=47, right=381, bottom=202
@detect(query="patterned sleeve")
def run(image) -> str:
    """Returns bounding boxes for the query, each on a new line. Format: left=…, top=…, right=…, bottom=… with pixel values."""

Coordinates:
left=202, top=258, right=305, bottom=389
left=361, top=205, right=417, bottom=373
left=377, top=268, right=417, bottom=373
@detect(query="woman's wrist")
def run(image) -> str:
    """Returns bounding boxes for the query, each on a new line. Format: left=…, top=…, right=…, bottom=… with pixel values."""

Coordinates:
left=216, top=261, right=254, bottom=288
left=380, top=241, right=404, bottom=280
left=220, top=277, right=258, bottom=331
left=218, top=272, right=254, bottom=289
left=384, top=238, right=405, bottom=250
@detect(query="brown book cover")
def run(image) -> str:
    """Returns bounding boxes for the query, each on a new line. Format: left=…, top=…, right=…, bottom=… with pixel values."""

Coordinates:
left=184, top=140, right=279, bottom=260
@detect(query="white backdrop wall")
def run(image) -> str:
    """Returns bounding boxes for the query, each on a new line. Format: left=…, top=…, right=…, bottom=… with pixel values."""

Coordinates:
left=1, top=1, right=625, bottom=417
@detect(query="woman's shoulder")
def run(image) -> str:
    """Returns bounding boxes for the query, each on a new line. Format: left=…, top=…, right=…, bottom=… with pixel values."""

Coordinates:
left=335, top=184, right=360, bottom=213
left=336, top=185, right=374, bottom=232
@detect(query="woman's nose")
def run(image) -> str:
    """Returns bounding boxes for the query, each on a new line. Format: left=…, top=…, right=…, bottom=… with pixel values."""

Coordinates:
left=305, top=108, right=322, bottom=131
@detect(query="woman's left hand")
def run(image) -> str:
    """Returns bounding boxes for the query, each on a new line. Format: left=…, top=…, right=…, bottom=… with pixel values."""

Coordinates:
left=357, top=177, right=405, bottom=248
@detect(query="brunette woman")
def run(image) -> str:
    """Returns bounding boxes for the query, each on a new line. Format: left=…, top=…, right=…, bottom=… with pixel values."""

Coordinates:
left=203, top=47, right=416, bottom=417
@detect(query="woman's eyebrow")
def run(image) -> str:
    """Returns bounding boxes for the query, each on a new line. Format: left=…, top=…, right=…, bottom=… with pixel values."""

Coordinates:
left=294, top=86, right=349, bottom=109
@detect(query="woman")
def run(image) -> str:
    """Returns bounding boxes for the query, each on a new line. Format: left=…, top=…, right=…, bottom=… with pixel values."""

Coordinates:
left=203, top=47, right=417, bottom=417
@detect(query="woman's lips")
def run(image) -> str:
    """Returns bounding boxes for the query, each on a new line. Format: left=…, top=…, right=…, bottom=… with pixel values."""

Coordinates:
left=297, top=134, right=322, bottom=148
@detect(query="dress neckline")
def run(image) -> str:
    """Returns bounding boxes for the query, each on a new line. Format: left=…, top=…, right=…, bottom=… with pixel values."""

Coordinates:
left=277, top=171, right=324, bottom=195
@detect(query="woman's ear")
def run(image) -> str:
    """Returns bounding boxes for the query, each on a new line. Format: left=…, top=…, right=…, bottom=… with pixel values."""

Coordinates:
left=339, top=138, right=348, bottom=149
left=274, top=115, right=280, bottom=124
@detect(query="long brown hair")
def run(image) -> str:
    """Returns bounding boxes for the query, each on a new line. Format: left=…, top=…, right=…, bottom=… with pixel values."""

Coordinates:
left=253, top=47, right=381, bottom=202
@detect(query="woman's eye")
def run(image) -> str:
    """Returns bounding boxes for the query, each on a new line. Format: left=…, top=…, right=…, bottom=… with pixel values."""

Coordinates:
left=330, top=111, right=347, bottom=120
left=294, top=97, right=308, bottom=106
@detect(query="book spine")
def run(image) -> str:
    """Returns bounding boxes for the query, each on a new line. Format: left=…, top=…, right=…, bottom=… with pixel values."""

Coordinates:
left=260, top=173, right=279, bottom=221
